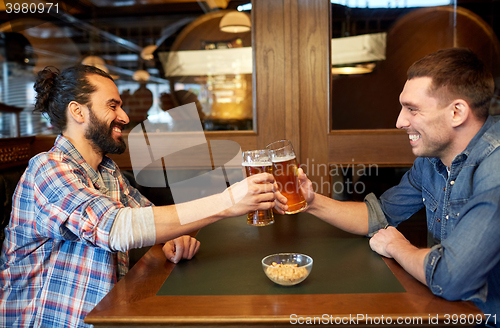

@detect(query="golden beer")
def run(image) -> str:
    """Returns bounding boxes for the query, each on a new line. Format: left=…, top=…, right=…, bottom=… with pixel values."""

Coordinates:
left=244, top=163, right=272, bottom=177
left=271, top=156, right=307, bottom=214
left=266, top=140, right=307, bottom=214
left=242, top=150, right=274, bottom=226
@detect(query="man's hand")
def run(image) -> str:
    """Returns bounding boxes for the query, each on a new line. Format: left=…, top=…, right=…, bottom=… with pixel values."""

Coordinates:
left=273, top=189, right=288, bottom=214
left=369, top=226, right=429, bottom=285
left=273, top=168, right=311, bottom=213
left=369, top=226, right=410, bottom=258
left=162, top=235, right=200, bottom=264
left=297, top=168, right=315, bottom=206
left=219, top=173, right=277, bottom=218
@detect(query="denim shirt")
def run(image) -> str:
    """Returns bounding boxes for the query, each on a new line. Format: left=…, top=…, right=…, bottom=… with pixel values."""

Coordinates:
left=365, top=115, right=500, bottom=323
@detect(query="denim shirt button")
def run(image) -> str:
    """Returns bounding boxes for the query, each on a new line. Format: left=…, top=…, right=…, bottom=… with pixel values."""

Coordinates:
left=445, top=215, right=449, bottom=220
left=431, top=285, right=443, bottom=295
left=423, top=198, right=425, bottom=202
left=450, top=180, right=455, bottom=185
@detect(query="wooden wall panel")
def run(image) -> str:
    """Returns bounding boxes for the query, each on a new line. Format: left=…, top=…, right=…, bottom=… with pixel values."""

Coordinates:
left=283, top=0, right=301, bottom=157
left=297, top=0, right=331, bottom=195
left=328, top=130, right=416, bottom=166
left=253, top=0, right=331, bottom=195
left=253, top=0, right=287, bottom=149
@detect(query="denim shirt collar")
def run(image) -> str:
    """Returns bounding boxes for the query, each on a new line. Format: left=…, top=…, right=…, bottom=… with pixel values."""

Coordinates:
left=427, top=115, right=499, bottom=174
left=459, top=115, right=498, bottom=157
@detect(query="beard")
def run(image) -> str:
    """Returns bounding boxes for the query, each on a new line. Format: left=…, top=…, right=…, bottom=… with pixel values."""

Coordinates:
left=85, top=108, right=127, bottom=155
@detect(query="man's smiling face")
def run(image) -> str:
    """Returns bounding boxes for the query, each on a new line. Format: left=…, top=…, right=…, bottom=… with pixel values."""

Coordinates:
left=84, top=74, right=129, bottom=155
left=396, top=77, right=455, bottom=162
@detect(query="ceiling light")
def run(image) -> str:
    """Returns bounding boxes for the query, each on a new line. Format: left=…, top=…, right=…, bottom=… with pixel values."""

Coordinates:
left=141, top=45, right=157, bottom=61
left=237, top=3, right=252, bottom=11
left=81, top=55, right=109, bottom=73
left=158, top=47, right=252, bottom=77
left=331, top=33, right=386, bottom=66
left=133, top=70, right=150, bottom=82
left=219, top=11, right=251, bottom=33
left=82, top=55, right=105, bottom=66
left=331, top=63, right=376, bottom=75
left=331, top=33, right=385, bottom=75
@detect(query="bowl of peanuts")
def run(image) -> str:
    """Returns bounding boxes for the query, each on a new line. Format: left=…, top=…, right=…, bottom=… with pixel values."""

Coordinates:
left=261, top=253, right=313, bottom=286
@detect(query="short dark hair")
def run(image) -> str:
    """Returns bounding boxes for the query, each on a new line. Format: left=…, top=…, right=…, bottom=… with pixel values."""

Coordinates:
left=407, top=48, right=494, bottom=120
left=33, top=65, right=113, bottom=133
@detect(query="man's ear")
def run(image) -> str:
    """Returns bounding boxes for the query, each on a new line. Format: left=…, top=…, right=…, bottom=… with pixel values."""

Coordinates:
left=68, top=101, right=86, bottom=124
left=450, top=99, right=470, bottom=128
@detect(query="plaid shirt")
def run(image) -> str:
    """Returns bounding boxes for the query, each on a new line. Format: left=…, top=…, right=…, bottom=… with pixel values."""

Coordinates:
left=0, top=135, right=152, bottom=327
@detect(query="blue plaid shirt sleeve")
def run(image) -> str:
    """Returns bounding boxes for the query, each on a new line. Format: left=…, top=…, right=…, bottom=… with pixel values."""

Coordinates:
left=31, top=155, right=122, bottom=250
left=1, top=136, right=153, bottom=328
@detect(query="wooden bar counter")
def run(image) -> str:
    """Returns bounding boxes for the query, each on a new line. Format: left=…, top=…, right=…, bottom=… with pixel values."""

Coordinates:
left=85, top=213, right=481, bottom=327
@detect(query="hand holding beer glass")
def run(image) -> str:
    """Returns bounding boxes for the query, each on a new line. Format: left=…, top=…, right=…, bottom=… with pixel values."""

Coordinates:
left=242, top=150, right=274, bottom=226
left=266, top=140, right=307, bottom=214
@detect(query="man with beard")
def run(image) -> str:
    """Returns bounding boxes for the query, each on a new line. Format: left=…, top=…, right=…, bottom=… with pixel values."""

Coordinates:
left=0, top=65, right=284, bottom=328
left=296, top=48, right=500, bottom=326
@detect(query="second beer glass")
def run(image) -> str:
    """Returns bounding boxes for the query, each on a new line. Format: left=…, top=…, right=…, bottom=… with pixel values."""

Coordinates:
left=242, top=149, right=274, bottom=226
left=266, top=140, right=307, bottom=214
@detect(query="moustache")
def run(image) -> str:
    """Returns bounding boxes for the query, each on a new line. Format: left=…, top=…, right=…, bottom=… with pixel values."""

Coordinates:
left=110, top=122, right=126, bottom=130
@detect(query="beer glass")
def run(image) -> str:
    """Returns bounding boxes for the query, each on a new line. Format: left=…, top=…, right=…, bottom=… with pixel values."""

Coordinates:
left=266, top=140, right=307, bottom=214
left=242, top=149, right=274, bottom=226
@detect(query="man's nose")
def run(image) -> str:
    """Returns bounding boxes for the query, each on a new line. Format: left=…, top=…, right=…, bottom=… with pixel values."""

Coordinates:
left=395, top=109, right=409, bottom=129
left=116, top=106, right=130, bottom=125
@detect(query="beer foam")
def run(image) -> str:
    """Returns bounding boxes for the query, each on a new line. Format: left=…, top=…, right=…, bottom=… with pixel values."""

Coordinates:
left=272, top=155, right=296, bottom=163
left=242, top=161, right=272, bottom=166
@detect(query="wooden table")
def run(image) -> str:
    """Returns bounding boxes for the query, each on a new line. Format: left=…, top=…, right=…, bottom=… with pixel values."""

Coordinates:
left=85, top=213, right=481, bottom=327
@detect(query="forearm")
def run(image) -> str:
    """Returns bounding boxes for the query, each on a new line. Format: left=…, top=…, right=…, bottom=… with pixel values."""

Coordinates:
left=109, top=207, right=156, bottom=251
left=153, top=173, right=278, bottom=243
left=387, top=240, right=429, bottom=285
left=306, top=193, right=369, bottom=235
left=153, top=193, right=228, bottom=244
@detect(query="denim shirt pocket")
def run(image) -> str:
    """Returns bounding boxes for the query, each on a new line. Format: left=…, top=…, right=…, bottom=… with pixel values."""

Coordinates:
left=422, top=187, right=438, bottom=231
left=448, top=198, right=468, bottom=231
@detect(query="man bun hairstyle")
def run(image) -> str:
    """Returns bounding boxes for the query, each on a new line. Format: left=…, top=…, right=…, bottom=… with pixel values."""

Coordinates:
left=33, top=65, right=113, bottom=133
left=407, top=48, right=494, bottom=120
